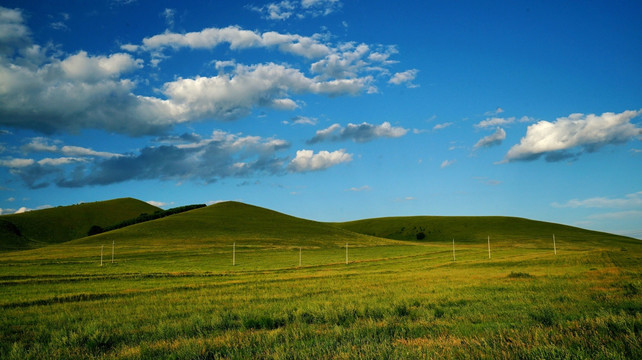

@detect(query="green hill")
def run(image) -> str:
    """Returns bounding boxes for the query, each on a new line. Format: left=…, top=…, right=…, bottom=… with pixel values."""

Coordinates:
left=72, top=201, right=396, bottom=248
left=334, top=216, right=638, bottom=247
left=0, top=198, right=159, bottom=251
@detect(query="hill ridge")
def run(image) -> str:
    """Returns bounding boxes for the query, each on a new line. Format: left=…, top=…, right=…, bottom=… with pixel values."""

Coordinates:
left=0, top=197, right=160, bottom=251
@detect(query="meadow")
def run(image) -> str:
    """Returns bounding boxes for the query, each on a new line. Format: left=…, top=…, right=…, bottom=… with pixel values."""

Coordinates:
left=0, top=202, right=640, bottom=359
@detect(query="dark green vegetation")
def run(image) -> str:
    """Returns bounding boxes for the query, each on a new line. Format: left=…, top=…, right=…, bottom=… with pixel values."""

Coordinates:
left=89, top=204, right=207, bottom=236
left=0, top=200, right=640, bottom=359
left=0, top=198, right=159, bottom=251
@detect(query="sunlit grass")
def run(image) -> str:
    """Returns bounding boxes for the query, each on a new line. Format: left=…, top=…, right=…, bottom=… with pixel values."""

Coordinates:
left=1, top=237, right=640, bottom=359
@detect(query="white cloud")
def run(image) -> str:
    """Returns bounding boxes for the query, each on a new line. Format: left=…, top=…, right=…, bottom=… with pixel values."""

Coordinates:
left=310, top=43, right=370, bottom=79
left=552, top=191, right=642, bottom=209
left=251, top=0, right=342, bottom=20
left=484, top=107, right=504, bottom=116
left=138, top=26, right=331, bottom=59
left=348, top=185, right=370, bottom=192
left=0, top=6, right=30, bottom=56
left=60, top=51, right=143, bottom=82
left=433, top=122, right=453, bottom=131
left=161, top=62, right=369, bottom=122
left=265, top=1, right=296, bottom=20
left=21, top=137, right=58, bottom=152
left=7, top=197, right=14, bottom=202
left=50, top=21, right=68, bottom=31
left=0, top=49, right=182, bottom=135
left=162, top=8, right=175, bottom=28
left=1, top=54, right=369, bottom=135
left=15, top=206, right=28, bottom=214
left=440, top=159, right=455, bottom=168
left=288, top=149, right=352, bottom=172
left=61, top=146, right=122, bottom=158
left=475, top=117, right=515, bottom=128
left=308, top=121, right=408, bottom=143
left=388, top=69, right=418, bottom=87
left=505, top=110, right=642, bottom=162
left=120, top=43, right=139, bottom=52
left=146, top=200, right=168, bottom=207
left=37, top=157, right=86, bottom=166
left=0, top=7, right=404, bottom=137
left=474, top=127, right=506, bottom=149
left=289, top=116, right=317, bottom=125
left=20, top=138, right=121, bottom=158
left=0, top=158, right=34, bottom=168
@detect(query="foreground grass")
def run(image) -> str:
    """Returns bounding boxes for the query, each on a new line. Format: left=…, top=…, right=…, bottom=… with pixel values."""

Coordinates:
left=1, top=239, right=640, bottom=359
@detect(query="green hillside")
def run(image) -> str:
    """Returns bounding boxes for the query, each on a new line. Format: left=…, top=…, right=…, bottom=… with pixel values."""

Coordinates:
left=0, top=198, right=159, bottom=251
left=335, top=215, right=638, bottom=247
left=1, top=200, right=640, bottom=358
left=73, top=201, right=396, bottom=249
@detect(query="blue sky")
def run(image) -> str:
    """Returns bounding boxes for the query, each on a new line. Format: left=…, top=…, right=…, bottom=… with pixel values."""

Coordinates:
left=0, top=0, right=641, bottom=238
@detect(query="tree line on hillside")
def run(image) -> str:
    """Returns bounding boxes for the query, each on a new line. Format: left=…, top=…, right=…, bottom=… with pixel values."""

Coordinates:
left=87, top=204, right=206, bottom=236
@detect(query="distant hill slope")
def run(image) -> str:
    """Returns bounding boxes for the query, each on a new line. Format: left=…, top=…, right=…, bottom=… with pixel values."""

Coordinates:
left=0, top=198, right=159, bottom=250
left=72, top=201, right=396, bottom=248
left=334, top=216, right=639, bottom=247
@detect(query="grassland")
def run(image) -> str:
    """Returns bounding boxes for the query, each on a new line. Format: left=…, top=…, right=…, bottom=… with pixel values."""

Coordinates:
left=0, top=198, right=159, bottom=251
left=0, top=201, right=640, bottom=359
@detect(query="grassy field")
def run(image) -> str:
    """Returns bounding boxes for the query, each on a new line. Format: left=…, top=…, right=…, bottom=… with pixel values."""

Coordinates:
left=0, top=202, right=640, bottom=359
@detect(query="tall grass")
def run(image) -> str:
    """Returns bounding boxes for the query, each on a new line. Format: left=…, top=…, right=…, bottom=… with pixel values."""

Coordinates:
left=1, top=237, right=640, bottom=359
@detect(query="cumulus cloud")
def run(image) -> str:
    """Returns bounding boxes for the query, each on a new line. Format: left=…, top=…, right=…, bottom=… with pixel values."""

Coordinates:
left=308, top=121, right=408, bottom=144
left=0, top=39, right=179, bottom=135
left=0, top=52, right=370, bottom=135
left=474, top=127, right=506, bottom=149
left=130, top=26, right=404, bottom=87
left=162, top=62, right=369, bottom=121
left=388, top=69, right=418, bottom=87
left=0, top=6, right=30, bottom=55
left=552, top=191, right=642, bottom=208
left=1, top=6, right=408, bottom=137
left=288, top=149, right=352, bottom=172
left=136, top=26, right=331, bottom=59
left=60, top=51, right=142, bottom=82
left=310, top=43, right=370, bottom=79
left=505, top=110, right=642, bottom=162
left=475, top=117, right=515, bottom=128
left=347, top=185, right=370, bottom=192
left=8, top=130, right=291, bottom=189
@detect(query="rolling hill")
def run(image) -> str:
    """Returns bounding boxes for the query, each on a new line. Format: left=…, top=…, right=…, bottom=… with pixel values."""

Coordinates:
left=0, top=198, right=160, bottom=251
left=71, top=201, right=398, bottom=248
left=334, top=215, right=639, bottom=247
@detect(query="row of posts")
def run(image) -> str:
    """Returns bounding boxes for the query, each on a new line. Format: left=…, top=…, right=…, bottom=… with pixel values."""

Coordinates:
left=101, top=236, right=559, bottom=266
